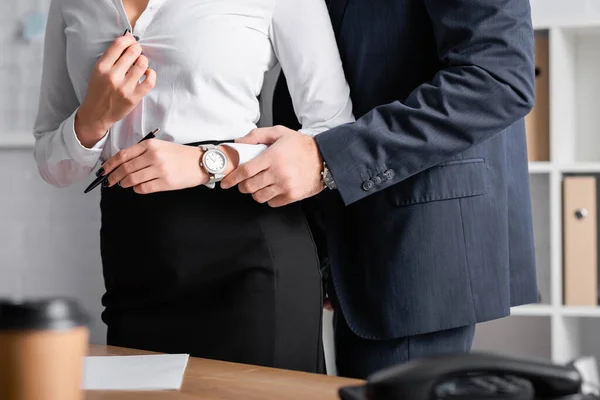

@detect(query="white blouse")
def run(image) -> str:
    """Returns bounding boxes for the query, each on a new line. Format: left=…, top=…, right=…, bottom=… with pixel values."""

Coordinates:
left=34, top=0, right=354, bottom=187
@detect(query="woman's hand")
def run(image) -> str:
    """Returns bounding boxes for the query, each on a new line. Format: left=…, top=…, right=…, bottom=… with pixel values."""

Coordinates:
left=99, top=140, right=239, bottom=194
left=75, top=33, right=156, bottom=148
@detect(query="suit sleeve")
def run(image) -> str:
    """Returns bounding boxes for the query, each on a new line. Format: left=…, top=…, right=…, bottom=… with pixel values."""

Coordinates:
left=315, top=0, right=536, bottom=205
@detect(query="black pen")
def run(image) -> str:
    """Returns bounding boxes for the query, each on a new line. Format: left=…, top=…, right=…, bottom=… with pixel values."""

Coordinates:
left=84, top=128, right=160, bottom=194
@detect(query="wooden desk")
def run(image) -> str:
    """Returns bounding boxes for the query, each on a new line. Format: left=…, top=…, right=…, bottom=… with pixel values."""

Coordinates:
left=86, top=345, right=363, bottom=400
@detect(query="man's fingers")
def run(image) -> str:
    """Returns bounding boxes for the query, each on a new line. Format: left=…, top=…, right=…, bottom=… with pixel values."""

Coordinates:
left=221, top=156, right=269, bottom=189
left=134, top=179, right=163, bottom=195
left=252, top=185, right=281, bottom=204
left=112, top=43, right=143, bottom=78
left=235, top=126, right=288, bottom=146
left=267, top=194, right=293, bottom=208
left=107, top=153, right=153, bottom=187
left=119, top=166, right=160, bottom=188
left=238, top=171, right=273, bottom=194
left=123, top=55, right=149, bottom=92
left=97, top=34, right=138, bottom=70
left=101, top=141, right=151, bottom=176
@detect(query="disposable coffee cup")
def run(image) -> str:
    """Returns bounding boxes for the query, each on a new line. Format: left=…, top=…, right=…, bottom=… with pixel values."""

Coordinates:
left=0, top=298, right=89, bottom=400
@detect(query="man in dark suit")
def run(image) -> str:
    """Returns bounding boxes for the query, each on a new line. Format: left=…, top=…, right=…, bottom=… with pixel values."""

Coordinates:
left=221, top=0, right=538, bottom=379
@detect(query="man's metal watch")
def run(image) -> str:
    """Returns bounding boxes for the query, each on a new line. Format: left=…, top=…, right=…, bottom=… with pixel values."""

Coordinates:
left=199, top=144, right=228, bottom=188
left=321, top=162, right=337, bottom=190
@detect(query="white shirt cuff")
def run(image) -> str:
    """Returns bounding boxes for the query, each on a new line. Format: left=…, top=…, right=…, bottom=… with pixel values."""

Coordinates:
left=299, top=128, right=321, bottom=136
left=222, top=143, right=268, bottom=166
left=62, top=108, right=107, bottom=166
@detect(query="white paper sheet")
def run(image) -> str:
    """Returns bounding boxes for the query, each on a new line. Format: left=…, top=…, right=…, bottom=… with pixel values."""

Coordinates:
left=82, top=354, right=190, bottom=391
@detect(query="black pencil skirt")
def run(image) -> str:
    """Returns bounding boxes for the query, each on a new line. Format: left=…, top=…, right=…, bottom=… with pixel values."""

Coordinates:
left=99, top=182, right=324, bottom=373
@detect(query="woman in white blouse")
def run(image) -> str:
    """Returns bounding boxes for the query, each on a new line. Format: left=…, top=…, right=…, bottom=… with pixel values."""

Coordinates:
left=34, top=0, right=353, bottom=372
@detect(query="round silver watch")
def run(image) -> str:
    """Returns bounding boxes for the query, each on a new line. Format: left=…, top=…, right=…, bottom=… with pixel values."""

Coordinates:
left=321, top=162, right=337, bottom=190
left=199, top=144, right=228, bottom=188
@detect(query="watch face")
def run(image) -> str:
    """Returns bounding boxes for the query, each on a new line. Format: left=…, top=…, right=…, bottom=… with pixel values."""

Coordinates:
left=203, top=149, right=227, bottom=173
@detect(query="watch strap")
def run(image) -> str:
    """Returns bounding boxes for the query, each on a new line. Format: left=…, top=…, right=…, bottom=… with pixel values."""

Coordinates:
left=199, top=144, right=225, bottom=189
left=321, top=162, right=337, bottom=190
left=206, top=173, right=225, bottom=184
left=199, top=144, right=217, bottom=151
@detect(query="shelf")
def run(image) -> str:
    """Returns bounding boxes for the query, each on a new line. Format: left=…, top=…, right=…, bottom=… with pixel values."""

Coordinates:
left=560, top=307, right=600, bottom=318
left=529, top=162, right=553, bottom=174
left=531, top=0, right=600, bottom=30
left=511, top=304, right=554, bottom=316
left=510, top=305, right=600, bottom=318
left=527, top=163, right=600, bottom=174
left=559, top=163, right=600, bottom=173
left=534, top=18, right=600, bottom=31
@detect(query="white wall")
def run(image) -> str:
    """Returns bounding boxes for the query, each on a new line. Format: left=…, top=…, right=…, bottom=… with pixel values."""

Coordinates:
left=0, top=150, right=107, bottom=344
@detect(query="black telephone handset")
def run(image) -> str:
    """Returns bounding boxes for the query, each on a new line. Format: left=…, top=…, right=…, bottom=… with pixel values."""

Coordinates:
left=339, top=352, right=597, bottom=400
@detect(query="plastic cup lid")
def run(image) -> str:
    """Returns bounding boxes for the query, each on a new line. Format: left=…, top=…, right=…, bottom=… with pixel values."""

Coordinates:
left=0, top=297, right=89, bottom=331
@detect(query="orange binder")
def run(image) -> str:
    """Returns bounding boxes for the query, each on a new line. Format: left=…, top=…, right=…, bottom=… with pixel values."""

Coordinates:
left=525, top=32, right=550, bottom=162
left=563, top=176, right=598, bottom=306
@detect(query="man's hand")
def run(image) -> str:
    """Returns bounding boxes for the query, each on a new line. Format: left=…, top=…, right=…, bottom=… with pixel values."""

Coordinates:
left=221, top=126, right=325, bottom=207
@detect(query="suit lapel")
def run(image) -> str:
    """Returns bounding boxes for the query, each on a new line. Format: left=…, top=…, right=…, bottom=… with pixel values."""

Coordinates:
left=328, top=0, right=350, bottom=37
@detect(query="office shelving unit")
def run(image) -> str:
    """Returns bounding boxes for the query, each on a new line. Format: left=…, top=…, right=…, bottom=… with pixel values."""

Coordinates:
left=503, top=0, right=600, bottom=364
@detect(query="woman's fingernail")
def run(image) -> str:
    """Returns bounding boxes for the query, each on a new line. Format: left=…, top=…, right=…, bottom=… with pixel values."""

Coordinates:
left=96, top=168, right=105, bottom=177
left=123, top=29, right=131, bottom=36
left=103, top=180, right=109, bottom=188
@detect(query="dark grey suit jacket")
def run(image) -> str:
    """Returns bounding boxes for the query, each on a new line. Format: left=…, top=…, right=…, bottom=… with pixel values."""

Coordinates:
left=274, top=0, right=539, bottom=340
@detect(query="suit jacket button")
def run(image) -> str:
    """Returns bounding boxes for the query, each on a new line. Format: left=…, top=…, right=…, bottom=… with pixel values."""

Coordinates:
left=372, top=176, right=383, bottom=185
left=384, top=169, right=395, bottom=180
left=362, top=180, right=375, bottom=191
